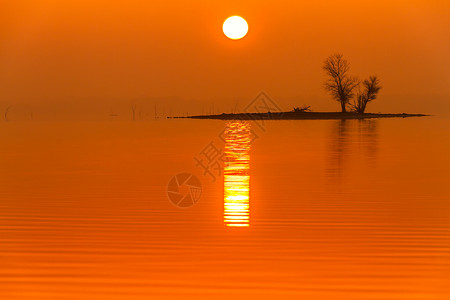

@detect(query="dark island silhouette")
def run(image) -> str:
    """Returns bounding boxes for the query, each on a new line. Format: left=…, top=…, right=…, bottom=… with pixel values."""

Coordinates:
left=169, top=54, right=429, bottom=121
left=169, top=111, right=427, bottom=121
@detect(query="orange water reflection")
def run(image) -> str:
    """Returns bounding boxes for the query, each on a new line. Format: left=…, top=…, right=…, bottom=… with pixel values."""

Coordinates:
left=223, top=121, right=251, bottom=227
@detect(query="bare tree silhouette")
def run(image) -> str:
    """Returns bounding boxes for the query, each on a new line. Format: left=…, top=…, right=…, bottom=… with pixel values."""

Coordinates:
left=352, top=76, right=382, bottom=113
left=323, top=54, right=359, bottom=113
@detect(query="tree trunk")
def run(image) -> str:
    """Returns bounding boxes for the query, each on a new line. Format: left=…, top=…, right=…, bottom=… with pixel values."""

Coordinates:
left=341, top=101, right=347, bottom=113
left=361, top=102, right=367, bottom=114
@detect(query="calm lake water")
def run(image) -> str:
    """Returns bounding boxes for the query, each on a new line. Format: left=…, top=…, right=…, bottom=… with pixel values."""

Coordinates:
left=1, top=117, right=450, bottom=299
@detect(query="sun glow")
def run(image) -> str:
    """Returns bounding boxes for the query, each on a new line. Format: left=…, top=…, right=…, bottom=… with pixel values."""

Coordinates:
left=222, top=16, right=248, bottom=40
left=224, top=121, right=251, bottom=227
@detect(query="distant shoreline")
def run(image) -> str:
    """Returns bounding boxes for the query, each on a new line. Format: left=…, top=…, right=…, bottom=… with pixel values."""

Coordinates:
left=169, top=111, right=429, bottom=120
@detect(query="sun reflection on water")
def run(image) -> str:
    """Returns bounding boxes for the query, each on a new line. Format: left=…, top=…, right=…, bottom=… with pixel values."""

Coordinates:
left=224, top=121, right=251, bottom=227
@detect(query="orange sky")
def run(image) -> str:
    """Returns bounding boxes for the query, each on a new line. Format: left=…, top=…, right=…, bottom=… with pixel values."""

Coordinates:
left=1, top=0, right=449, bottom=119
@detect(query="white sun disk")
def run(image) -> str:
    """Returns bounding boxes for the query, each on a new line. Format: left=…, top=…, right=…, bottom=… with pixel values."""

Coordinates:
left=223, top=16, right=248, bottom=40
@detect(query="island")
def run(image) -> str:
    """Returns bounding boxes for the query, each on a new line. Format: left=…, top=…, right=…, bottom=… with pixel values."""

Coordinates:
left=168, top=111, right=428, bottom=121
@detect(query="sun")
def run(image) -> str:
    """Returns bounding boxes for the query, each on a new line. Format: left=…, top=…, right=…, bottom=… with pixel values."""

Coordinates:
left=223, top=16, right=248, bottom=40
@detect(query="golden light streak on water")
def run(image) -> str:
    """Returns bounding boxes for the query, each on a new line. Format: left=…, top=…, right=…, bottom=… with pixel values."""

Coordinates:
left=224, top=121, right=251, bottom=227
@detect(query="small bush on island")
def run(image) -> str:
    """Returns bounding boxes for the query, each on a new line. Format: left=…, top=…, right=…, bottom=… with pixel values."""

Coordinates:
left=351, top=76, right=382, bottom=114
left=292, top=105, right=312, bottom=113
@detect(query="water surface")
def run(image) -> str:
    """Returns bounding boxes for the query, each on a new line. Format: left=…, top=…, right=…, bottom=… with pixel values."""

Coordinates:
left=1, top=117, right=450, bottom=299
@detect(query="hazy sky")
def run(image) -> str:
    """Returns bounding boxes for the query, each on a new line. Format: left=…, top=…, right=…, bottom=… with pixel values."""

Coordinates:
left=1, top=0, right=449, bottom=118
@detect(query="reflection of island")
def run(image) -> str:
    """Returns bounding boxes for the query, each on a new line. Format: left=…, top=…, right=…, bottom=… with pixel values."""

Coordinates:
left=326, top=119, right=378, bottom=185
left=223, top=121, right=251, bottom=227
